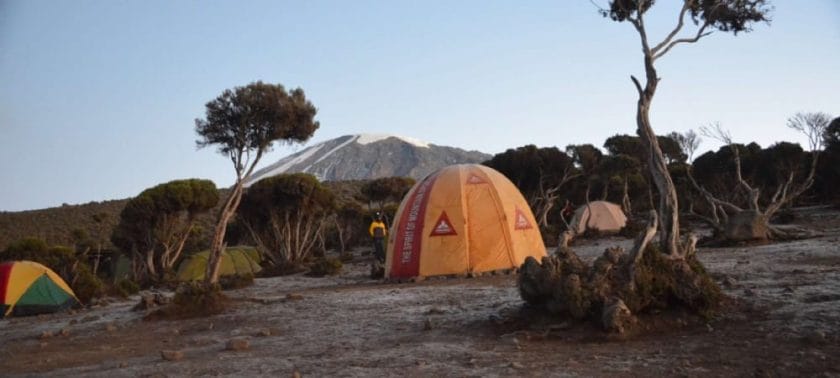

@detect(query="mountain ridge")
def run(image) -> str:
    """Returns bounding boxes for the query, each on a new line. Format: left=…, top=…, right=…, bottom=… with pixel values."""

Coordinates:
left=246, top=134, right=491, bottom=185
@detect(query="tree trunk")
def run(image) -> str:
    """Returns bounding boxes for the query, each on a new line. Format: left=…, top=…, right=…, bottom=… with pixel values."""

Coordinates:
left=622, top=178, right=632, bottom=214
left=635, top=54, right=681, bottom=256
left=205, top=182, right=245, bottom=285
left=334, top=218, right=346, bottom=254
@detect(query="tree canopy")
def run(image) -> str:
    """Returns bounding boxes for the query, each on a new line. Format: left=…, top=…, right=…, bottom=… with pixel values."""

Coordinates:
left=196, top=82, right=319, bottom=174
left=111, top=179, right=218, bottom=282
left=195, top=81, right=319, bottom=284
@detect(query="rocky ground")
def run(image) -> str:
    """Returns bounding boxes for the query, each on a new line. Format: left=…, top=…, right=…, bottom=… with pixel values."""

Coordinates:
left=1, top=206, right=839, bottom=377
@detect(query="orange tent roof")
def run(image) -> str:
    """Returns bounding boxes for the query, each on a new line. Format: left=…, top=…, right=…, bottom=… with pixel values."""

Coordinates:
left=386, top=164, right=546, bottom=279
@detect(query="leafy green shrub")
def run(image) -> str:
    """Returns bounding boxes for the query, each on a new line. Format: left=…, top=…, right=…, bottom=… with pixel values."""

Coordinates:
left=112, top=279, right=141, bottom=298
left=307, top=257, right=343, bottom=277
left=1, top=238, right=76, bottom=276
left=72, top=264, right=106, bottom=304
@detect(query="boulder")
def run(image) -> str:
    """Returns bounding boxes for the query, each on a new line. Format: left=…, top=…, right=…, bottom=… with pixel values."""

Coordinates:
left=226, top=338, right=250, bottom=351
left=161, top=350, right=184, bottom=361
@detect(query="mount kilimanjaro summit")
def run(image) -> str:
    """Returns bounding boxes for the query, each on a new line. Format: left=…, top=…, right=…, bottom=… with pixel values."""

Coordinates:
left=246, top=134, right=491, bottom=185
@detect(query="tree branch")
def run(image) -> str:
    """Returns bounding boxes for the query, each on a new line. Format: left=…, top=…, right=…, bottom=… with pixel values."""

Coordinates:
left=650, top=1, right=691, bottom=55
left=653, top=23, right=712, bottom=61
left=686, top=167, right=742, bottom=214
left=631, top=75, right=644, bottom=97
left=629, top=210, right=658, bottom=267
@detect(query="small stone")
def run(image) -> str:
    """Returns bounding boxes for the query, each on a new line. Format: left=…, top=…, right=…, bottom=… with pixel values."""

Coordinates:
left=255, top=329, right=272, bottom=337
left=722, top=277, right=737, bottom=288
left=509, top=362, right=524, bottom=369
left=226, top=338, right=250, bottom=351
left=39, top=331, right=54, bottom=339
left=808, top=330, right=827, bottom=343
left=81, top=315, right=100, bottom=323
left=286, top=293, right=304, bottom=301
left=415, top=360, right=426, bottom=366
left=706, top=324, right=714, bottom=332
left=59, top=328, right=70, bottom=337
left=743, top=288, right=755, bottom=297
left=161, top=350, right=184, bottom=361
left=69, top=319, right=78, bottom=325
left=291, top=370, right=302, bottom=378
left=423, top=318, right=433, bottom=331
left=426, top=307, right=445, bottom=315
left=39, top=342, right=48, bottom=348
left=118, top=362, right=128, bottom=368
left=105, top=323, right=118, bottom=332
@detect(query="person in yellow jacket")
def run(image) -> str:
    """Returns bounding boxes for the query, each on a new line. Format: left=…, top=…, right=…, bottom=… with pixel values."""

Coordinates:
left=369, top=212, right=387, bottom=263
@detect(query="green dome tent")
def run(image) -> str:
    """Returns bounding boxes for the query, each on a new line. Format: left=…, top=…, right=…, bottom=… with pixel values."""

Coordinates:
left=1, top=261, right=79, bottom=318
left=176, top=247, right=262, bottom=281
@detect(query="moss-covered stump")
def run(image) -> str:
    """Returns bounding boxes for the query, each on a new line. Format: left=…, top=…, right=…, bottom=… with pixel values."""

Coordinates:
left=519, top=214, right=721, bottom=333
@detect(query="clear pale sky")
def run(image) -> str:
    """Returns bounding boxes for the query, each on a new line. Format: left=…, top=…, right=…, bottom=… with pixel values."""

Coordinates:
left=1, top=1, right=838, bottom=211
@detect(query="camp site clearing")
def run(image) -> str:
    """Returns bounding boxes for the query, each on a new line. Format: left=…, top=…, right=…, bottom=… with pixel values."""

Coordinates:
left=1, top=207, right=839, bottom=376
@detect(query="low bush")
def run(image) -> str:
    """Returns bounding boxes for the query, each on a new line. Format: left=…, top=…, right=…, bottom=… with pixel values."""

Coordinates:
left=307, top=257, right=343, bottom=277
left=219, top=273, right=255, bottom=290
left=72, top=263, right=106, bottom=303
left=259, top=262, right=307, bottom=277
left=112, top=278, right=141, bottom=298
left=145, top=282, right=227, bottom=320
left=619, top=218, right=648, bottom=238
left=1, top=238, right=76, bottom=277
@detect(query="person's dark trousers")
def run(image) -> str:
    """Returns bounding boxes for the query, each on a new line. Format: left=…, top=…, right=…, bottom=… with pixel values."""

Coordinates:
left=373, top=238, right=385, bottom=262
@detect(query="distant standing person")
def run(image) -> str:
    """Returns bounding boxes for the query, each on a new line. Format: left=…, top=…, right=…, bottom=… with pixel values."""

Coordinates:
left=369, top=212, right=387, bottom=263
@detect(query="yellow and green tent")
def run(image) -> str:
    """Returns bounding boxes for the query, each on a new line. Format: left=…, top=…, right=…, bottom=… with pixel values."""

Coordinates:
left=176, top=246, right=262, bottom=281
left=1, top=261, right=79, bottom=318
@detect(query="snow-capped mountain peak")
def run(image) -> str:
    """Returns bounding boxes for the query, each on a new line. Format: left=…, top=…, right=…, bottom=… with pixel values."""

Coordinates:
left=245, top=134, right=489, bottom=186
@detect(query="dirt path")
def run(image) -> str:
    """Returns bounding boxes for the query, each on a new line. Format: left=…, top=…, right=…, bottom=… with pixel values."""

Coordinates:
left=1, top=208, right=839, bottom=376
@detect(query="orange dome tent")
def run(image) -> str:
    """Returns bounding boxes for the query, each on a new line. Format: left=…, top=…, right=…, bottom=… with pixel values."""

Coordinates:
left=569, top=201, right=627, bottom=234
left=386, top=164, right=546, bottom=279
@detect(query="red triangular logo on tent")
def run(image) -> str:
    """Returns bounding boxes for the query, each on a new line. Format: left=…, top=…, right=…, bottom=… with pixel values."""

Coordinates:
left=430, top=211, right=458, bottom=236
left=466, top=174, right=486, bottom=185
left=514, top=207, right=533, bottom=230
